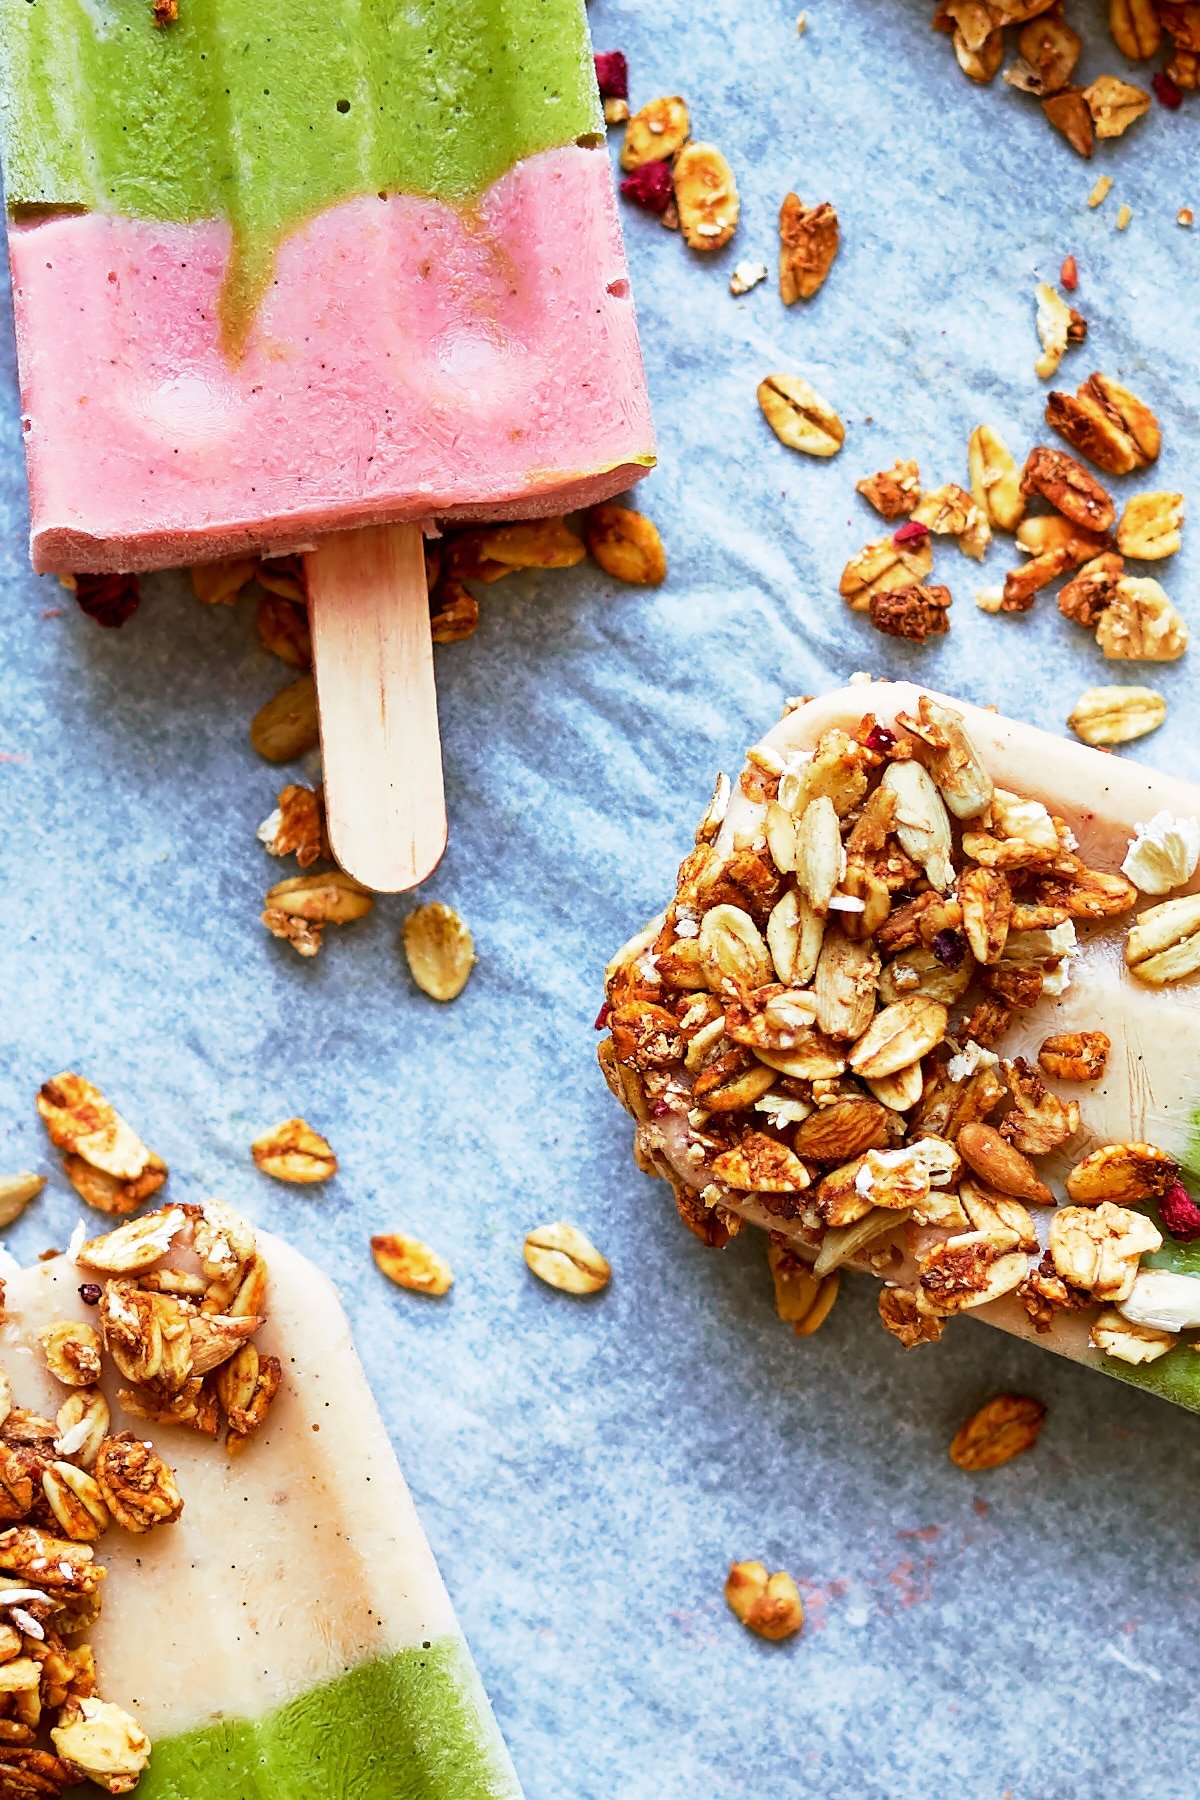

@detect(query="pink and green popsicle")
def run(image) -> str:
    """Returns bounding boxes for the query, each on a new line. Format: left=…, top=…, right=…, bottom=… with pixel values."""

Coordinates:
left=0, top=0, right=654, bottom=573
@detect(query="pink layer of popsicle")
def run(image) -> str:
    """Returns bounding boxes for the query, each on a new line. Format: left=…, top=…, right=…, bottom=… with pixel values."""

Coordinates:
left=10, top=144, right=654, bottom=573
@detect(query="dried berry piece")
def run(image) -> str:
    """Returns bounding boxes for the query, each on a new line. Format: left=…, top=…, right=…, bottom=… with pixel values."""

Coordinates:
left=71, top=572, right=140, bottom=629
left=593, top=51, right=628, bottom=99
left=1060, top=254, right=1078, bottom=291
left=892, top=520, right=930, bottom=548
left=1153, top=69, right=1184, bottom=108
left=619, top=161, right=674, bottom=213
left=1159, top=1180, right=1200, bottom=1241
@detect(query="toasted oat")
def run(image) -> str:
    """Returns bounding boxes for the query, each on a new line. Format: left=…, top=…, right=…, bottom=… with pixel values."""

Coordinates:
left=402, top=902, right=476, bottom=1001
left=1085, top=75, right=1151, bottom=137
left=251, top=1118, right=337, bottom=1184
left=93, top=1435, right=183, bottom=1533
left=968, top=425, right=1024, bottom=533
left=371, top=1233, right=453, bottom=1297
left=1006, top=11, right=1081, bottom=93
left=1126, top=893, right=1200, bottom=984
left=52, top=1698, right=150, bottom=1793
left=724, top=1561, right=804, bottom=1641
left=40, top=1323, right=102, bottom=1390
left=256, top=592, right=311, bottom=670
left=522, top=1222, right=611, bottom=1295
left=1095, top=577, right=1188, bottom=663
left=856, top=460, right=922, bottom=521
left=840, top=538, right=933, bottom=611
left=42, top=1462, right=110, bottom=1543
left=1049, top=1202, right=1161, bottom=1301
left=913, top=483, right=990, bottom=558
left=249, top=674, right=319, bottom=763
left=585, top=506, right=667, bottom=585
left=1068, top=684, right=1165, bottom=746
left=429, top=578, right=479, bottom=645
left=1115, top=202, right=1133, bottom=231
left=1109, top=0, right=1162, bottom=59
left=620, top=96, right=690, bottom=170
left=1116, top=492, right=1185, bottom=561
left=758, top=374, right=845, bottom=457
left=1087, top=174, right=1114, bottom=208
left=1091, top=1308, right=1177, bottom=1365
left=674, top=143, right=739, bottom=251
left=778, top=194, right=839, bottom=302
left=1034, top=283, right=1074, bottom=379
left=949, top=1394, right=1046, bottom=1470
left=0, top=1174, right=44, bottom=1230
left=190, top=556, right=256, bottom=605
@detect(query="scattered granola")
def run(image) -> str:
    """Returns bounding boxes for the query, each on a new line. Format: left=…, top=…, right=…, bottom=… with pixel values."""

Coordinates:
left=262, top=870, right=374, bottom=959
left=251, top=1119, right=338, bottom=1185
left=370, top=1234, right=453, bottom=1298
left=729, top=259, right=769, bottom=296
left=1121, top=812, right=1200, bottom=894
left=522, top=1222, right=611, bottom=1295
left=948, top=1393, right=1046, bottom=1470
left=257, top=783, right=327, bottom=869
left=724, top=1561, right=804, bottom=1641
left=1115, top=490, right=1185, bottom=559
left=868, top=584, right=952, bottom=641
left=37, top=1076, right=167, bottom=1219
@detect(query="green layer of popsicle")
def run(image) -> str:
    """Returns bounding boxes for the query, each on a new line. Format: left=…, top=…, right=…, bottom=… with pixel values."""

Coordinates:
left=68, top=1639, right=522, bottom=1800
left=0, top=0, right=602, bottom=347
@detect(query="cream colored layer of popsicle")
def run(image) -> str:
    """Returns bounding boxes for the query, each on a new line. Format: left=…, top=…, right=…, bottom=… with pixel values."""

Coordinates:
left=1, top=1232, right=460, bottom=1735
left=642, top=681, right=1200, bottom=1385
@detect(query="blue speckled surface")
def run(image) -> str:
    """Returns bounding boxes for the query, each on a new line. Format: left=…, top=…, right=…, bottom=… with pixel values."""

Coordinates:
left=2, top=2, right=1199, bottom=1796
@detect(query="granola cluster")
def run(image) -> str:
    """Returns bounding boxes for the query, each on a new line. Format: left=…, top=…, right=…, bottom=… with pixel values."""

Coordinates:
left=932, top=1, right=1194, bottom=143
left=849, top=376, right=1186, bottom=657
left=599, top=694, right=1200, bottom=1368
left=0, top=1347, right=188, bottom=1790
left=70, top=1205, right=281, bottom=1459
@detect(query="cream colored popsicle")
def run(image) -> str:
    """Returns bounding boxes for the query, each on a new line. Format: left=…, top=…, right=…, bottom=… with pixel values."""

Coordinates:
left=0, top=1223, right=523, bottom=1797
left=601, top=681, right=1200, bottom=1413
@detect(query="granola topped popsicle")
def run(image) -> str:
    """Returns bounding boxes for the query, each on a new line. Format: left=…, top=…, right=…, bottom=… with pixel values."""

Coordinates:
left=600, top=682, right=1200, bottom=1411
left=0, top=1205, right=523, bottom=1796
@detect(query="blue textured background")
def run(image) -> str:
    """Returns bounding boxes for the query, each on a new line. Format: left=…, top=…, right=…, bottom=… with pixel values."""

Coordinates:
left=1, top=2, right=1198, bottom=1795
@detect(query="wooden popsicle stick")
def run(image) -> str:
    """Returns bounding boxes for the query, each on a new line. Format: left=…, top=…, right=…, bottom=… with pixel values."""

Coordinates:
left=305, top=521, right=447, bottom=893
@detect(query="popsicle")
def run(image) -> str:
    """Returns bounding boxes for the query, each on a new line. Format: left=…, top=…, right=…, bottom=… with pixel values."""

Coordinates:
left=0, top=0, right=654, bottom=888
left=0, top=1211, right=523, bottom=1796
left=599, top=680, right=1200, bottom=1413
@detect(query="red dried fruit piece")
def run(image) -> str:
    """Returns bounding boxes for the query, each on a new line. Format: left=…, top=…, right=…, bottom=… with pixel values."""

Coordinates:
left=1060, top=254, right=1078, bottom=291
left=72, top=571, right=140, bottom=628
left=892, top=520, right=930, bottom=547
left=620, top=161, right=674, bottom=213
left=865, top=724, right=897, bottom=756
left=78, top=1283, right=102, bottom=1306
left=1159, top=1179, right=1200, bottom=1241
left=1152, top=70, right=1184, bottom=109
left=651, top=1099, right=672, bottom=1118
left=594, top=1000, right=612, bottom=1031
left=594, top=50, right=629, bottom=99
